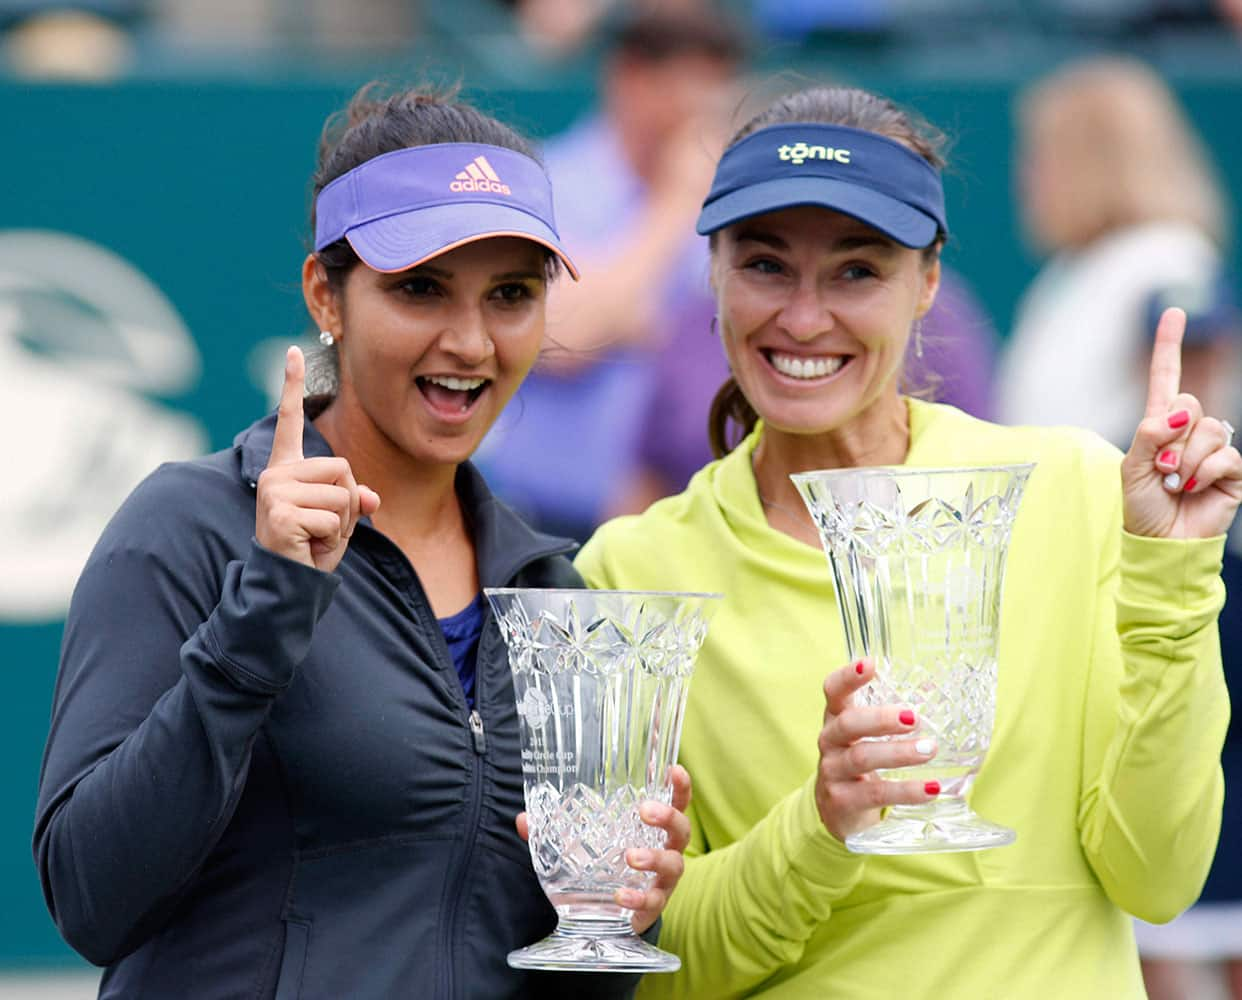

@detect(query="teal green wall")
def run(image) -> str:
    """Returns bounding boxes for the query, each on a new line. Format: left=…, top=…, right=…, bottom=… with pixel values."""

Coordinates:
left=2, top=71, right=1239, bottom=968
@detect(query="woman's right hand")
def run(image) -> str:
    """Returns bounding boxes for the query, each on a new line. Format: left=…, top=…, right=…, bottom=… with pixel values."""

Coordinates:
left=256, top=346, right=381, bottom=573
left=815, top=658, right=941, bottom=843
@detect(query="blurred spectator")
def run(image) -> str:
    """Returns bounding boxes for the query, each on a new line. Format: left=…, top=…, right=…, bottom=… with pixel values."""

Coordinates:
left=752, top=0, right=896, bottom=41
left=474, top=4, right=745, bottom=540
left=150, top=0, right=416, bottom=53
left=2, top=9, right=133, bottom=78
left=491, top=0, right=717, bottom=60
left=497, top=0, right=613, bottom=58
left=1220, top=0, right=1242, bottom=29
left=146, top=0, right=277, bottom=50
left=996, top=55, right=1230, bottom=451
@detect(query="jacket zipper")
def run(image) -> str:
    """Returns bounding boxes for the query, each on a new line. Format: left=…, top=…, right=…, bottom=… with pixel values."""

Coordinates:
left=357, top=528, right=489, bottom=1000
left=355, top=524, right=564, bottom=998
left=468, top=710, right=487, bottom=753
left=443, top=617, right=498, bottom=1000
left=442, top=557, right=567, bottom=996
left=444, top=703, right=487, bottom=999
left=443, top=566, right=563, bottom=996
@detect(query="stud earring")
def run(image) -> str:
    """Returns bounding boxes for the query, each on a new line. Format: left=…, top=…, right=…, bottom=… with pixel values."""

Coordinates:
left=319, top=330, right=335, bottom=347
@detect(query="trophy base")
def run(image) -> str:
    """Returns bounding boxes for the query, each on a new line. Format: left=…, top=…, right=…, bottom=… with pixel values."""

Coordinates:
left=508, top=913, right=680, bottom=973
left=845, top=799, right=1016, bottom=855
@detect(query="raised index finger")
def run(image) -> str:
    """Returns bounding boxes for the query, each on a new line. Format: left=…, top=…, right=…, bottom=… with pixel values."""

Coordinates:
left=1144, top=307, right=1186, bottom=419
left=269, top=346, right=306, bottom=465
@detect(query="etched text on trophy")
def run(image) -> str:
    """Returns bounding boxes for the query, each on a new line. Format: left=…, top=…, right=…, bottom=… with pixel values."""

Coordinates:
left=520, top=747, right=578, bottom=778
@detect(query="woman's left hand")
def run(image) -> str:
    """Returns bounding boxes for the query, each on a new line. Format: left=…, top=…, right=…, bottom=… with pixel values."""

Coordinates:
left=515, top=764, right=693, bottom=935
left=620, top=764, right=693, bottom=934
left=1121, top=307, right=1242, bottom=539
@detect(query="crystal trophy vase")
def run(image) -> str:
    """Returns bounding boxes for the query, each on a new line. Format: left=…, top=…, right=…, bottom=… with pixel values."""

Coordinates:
left=792, top=465, right=1033, bottom=854
left=485, top=588, right=721, bottom=972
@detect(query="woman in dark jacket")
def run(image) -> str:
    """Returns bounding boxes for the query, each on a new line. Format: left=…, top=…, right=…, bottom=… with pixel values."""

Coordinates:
left=33, top=85, right=690, bottom=1000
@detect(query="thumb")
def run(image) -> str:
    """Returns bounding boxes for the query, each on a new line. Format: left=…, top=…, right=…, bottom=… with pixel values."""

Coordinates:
left=823, top=657, right=872, bottom=722
left=358, top=485, right=382, bottom=516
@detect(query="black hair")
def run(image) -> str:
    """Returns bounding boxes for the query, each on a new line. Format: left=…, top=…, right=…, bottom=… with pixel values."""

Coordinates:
left=306, top=82, right=554, bottom=394
left=312, top=82, right=550, bottom=292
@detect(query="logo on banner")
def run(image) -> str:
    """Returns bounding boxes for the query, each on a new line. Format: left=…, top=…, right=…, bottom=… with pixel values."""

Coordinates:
left=0, top=230, right=206, bottom=621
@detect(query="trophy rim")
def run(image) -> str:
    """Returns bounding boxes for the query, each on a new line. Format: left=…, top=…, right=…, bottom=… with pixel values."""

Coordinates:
left=483, top=587, right=724, bottom=600
left=790, top=462, right=1036, bottom=485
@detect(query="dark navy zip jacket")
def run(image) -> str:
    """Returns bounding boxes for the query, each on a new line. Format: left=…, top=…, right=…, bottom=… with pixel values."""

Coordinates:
left=34, top=411, right=647, bottom=999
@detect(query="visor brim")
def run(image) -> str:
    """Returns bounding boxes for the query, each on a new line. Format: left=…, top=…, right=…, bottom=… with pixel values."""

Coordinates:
left=696, top=177, right=941, bottom=249
left=343, top=203, right=579, bottom=280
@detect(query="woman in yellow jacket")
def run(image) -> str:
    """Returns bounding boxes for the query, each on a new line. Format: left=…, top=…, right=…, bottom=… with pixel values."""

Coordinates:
left=576, top=85, right=1242, bottom=999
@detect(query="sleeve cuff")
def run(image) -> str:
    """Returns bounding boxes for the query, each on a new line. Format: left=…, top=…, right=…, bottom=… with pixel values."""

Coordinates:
left=201, top=540, right=341, bottom=692
left=783, top=774, right=866, bottom=892
left=1116, top=531, right=1225, bottom=637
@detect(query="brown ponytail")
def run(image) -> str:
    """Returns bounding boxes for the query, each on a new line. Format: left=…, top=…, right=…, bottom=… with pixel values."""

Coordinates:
left=708, top=376, right=759, bottom=459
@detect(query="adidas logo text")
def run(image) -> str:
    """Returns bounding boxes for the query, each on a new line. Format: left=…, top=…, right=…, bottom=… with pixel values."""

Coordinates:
left=451, top=155, right=512, bottom=195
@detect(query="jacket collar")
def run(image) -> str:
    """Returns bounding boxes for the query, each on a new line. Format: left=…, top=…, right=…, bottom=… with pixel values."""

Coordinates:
left=234, top=411, right=576, bottom=587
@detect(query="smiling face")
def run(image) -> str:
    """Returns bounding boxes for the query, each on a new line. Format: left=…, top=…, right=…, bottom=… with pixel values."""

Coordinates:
left=711, top=206, right=940, bottom=444
left=306, top=237, right=549, bottom=469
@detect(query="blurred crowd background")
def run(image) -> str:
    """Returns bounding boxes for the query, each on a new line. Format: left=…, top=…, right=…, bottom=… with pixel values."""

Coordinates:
left=2, top=1, right=1241, bottom=997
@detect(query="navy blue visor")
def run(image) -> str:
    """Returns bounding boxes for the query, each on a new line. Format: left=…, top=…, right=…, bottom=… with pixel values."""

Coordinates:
left=697, top=123, right=947, bottom=248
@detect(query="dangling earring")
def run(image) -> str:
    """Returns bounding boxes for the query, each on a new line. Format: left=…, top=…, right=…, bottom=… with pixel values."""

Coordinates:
left=913, top=318, right=924, bottom=360
left=319, top=329, right=335, bottom=347
left=710, top=315, right=719, bottom=337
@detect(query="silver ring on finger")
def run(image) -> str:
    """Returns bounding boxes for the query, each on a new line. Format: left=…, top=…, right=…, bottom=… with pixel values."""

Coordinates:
left=1221, top=418, right=1236, bottom=445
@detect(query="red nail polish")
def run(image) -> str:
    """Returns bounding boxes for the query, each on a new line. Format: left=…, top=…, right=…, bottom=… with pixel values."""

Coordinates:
left=855, top=661, right=865, bottom=675
left=925, top=781, right=941, bottom=796
left=1185, top=477, right=1198, bottom=492
left=899, top=710, right=915, bottom=726
left=1168, top=410, right=1190, bottom=429
left=1158, top=450, right=1176, bottom=466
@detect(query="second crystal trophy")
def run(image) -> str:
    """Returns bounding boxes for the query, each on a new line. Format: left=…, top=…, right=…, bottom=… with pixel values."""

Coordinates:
left=792, top=465, right=1033, bottom=854
left=485, top=588, right=721, bottom=972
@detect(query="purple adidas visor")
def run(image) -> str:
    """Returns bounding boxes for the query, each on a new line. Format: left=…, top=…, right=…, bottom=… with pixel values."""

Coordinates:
left=697, top=123, right=946, bottom=249
left=314, top=142, right=579, bottom=279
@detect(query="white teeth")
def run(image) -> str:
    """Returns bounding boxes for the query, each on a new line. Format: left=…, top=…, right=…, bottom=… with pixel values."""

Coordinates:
left=424, top=375, right=486, bottom=391
left=769, top=352, right=845, bottom=380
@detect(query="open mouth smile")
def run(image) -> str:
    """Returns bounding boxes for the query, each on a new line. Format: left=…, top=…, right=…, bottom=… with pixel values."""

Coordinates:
left=416, top=374, right=491, bottom=416
left=762, top=349, right=850, bottom=381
